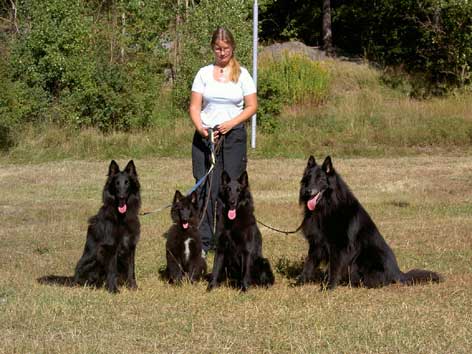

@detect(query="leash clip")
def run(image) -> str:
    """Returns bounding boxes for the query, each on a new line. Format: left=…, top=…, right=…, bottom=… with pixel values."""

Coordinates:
left=207, top=127, right=215, bottom=144
left=207, top=127, right=216, bottom=166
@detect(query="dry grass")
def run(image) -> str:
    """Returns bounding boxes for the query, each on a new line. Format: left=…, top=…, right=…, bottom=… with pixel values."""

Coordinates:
left=252, top=60, right=472, bottom=158
left=1, top=156, right=471, bottom=353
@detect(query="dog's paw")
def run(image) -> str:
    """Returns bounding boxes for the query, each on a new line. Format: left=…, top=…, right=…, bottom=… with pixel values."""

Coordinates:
left=292, top=275, right=306, bottom=287
left=206, top=282, right=216, bottom=292
left=319, top=282, right=336, bottom=292
left=107, top=286, right=120, bottom=294
left=289, top=280, right=302, bottom=288
left=240, top=281, right=249, bottom=292
left=106, top=279, right=120, bottom=294
left=127, top=282, right=138, bottom=291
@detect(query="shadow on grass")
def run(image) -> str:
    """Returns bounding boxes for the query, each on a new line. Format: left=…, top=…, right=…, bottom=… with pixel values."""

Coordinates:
left=157, top=263, right=213, bottom=285
left=275, top=256, right=327, bottom=285
left=274, top=256, right=305, bottom=279
left=157, top=264, right=170, bottom=282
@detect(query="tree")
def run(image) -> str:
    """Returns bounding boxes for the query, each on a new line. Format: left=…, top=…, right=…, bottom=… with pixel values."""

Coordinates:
left=322, top=0, right=333, bottom=55
left=259, top=0, right=323, bottom=45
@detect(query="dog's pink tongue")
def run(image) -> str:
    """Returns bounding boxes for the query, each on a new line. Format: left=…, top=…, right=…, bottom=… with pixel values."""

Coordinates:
left=182, top=222, right=189, bottom=229
left=118, top=204, right=127, bottom=214
left=228, top=209, right=236, bottom=220
left=307, top=195, right=318, bottom=211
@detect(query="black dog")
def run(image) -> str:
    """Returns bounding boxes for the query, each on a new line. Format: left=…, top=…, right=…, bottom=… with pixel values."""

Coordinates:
left=165, top=190, right=207, bottom=284
left=38, top=160, right=141, bottom=293
left=298, top=155, right=443, bottom=289
left=207, top=170, right=275, bottom=291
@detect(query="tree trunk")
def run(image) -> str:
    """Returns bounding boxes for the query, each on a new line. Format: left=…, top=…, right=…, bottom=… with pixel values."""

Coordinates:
left=173, top=1, right=182, bottom=77
left=120, top=11, right=125, bottom=63
left=9, top=0, right=19, bottom=33
left=322, top=0, right=334, bottom=56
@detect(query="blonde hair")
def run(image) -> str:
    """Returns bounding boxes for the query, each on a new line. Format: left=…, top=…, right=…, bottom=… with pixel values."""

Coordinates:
left=211, top=27, right=241, bottom=83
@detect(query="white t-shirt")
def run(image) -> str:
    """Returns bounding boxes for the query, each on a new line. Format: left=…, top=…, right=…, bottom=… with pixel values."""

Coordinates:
left=191, top=64, right=257, bottom=128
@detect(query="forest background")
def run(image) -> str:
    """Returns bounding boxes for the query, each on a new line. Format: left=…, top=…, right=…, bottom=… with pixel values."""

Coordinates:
left=0, top=0, right=471, bottom=159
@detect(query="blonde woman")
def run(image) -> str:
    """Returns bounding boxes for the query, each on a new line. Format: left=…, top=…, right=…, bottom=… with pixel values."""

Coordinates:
left=189, top=27, right=257, bottom=255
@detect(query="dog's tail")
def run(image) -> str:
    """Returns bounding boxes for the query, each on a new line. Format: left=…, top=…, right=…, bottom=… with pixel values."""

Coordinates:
left=400, top=269, right=444, bottom=285
left=37, top=275, right=76, bottom=287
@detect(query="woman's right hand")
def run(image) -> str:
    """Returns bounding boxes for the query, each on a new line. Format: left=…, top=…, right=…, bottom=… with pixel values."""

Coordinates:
left=198, top=126, right=209, bottom=138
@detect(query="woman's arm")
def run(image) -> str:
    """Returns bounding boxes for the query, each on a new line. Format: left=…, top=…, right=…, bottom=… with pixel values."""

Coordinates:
left=216, top=93, right=257, bottom=136
left=189, top=91, right=208, bottom=138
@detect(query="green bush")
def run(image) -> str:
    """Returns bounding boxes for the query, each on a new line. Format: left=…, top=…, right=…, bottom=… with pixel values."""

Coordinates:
left=415, top=0, right=472, bottom=89
left=7, top=0, right=172, bottom=132
left=0, top=54, right=49, bottom=149
left=257, top=52, right=330, bottom=132
left=257, top=78, right=283, bottom=133
left=10, top=0, right=92, bottom=100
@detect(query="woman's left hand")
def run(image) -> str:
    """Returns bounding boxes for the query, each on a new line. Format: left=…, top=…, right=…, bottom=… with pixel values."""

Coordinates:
left=217, top=120, right=235, bottom=135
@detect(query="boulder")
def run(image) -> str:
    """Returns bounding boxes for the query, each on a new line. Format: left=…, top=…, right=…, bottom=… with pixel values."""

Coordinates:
left=259, top=41, right=327, bottom=61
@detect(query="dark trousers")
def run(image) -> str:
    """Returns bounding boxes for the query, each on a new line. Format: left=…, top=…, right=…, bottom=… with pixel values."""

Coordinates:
left=192, top=125, right=247, bottom=252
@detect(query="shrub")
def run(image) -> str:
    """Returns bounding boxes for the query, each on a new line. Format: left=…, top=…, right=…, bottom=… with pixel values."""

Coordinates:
left=257, top=52, right=330, bottom=132
left=0, top=53, right=49, bottom=149
left=10, top=0, right=93, bottom=102
left=7, top=0, right=172, bottom=132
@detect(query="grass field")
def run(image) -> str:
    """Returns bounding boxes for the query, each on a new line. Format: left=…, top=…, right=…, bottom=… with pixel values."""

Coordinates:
left=1, top=155, right=471, bottom=353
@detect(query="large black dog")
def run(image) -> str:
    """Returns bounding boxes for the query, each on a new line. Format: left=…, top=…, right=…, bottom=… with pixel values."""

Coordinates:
left=38, top=160, right=141, bottom=293
left=207, top=170, right=274, bottom=291
left=165, top=190, right=207, bottom=284
left=298, top=155, right=443, bottom=289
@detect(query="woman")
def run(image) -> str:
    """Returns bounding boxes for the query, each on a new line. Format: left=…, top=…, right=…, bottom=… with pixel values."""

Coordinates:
left=189, top=27, right=257, bottom=255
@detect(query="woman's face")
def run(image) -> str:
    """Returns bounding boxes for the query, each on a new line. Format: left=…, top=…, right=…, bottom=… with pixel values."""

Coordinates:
left=213, top=39, right=233, bottom=67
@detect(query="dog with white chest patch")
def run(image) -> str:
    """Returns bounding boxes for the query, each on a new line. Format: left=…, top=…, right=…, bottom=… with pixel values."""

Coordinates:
left=164, top=190, right=207, bottom=284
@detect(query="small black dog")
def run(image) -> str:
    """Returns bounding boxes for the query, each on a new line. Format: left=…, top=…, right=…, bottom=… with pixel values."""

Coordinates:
left=38, top=160, right=141, bottom=293
left=299, top=155, right=443, bottom=289
left=207, top=170, right=274, bottom=291
left=165, top=190, right=207, bottom=284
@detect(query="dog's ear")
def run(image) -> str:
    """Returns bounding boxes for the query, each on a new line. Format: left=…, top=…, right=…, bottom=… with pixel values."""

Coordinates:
left=124, top=160, right=137, bottom=176
left=322, top=156, right=334, bottom=174
left=221, top=170, right=231, bottom=185
left=238, top=170, right=249, bottom=188
left=173, top=190, right=183, bottom=204
left=307, top=155, right=316, bottom=168
left=108, top=160, right=120, bottom=176
left=190, top=191, right=198, bottom=205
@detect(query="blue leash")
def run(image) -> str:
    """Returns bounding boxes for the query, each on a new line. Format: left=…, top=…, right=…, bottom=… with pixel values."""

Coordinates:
left=187, top=127, right=216, bottom=195
left=140, top=128, right=217, bottom=216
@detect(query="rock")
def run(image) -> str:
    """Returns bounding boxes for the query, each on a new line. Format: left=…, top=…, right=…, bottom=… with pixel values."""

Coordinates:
left=259, top=41, right=327, bottom=61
